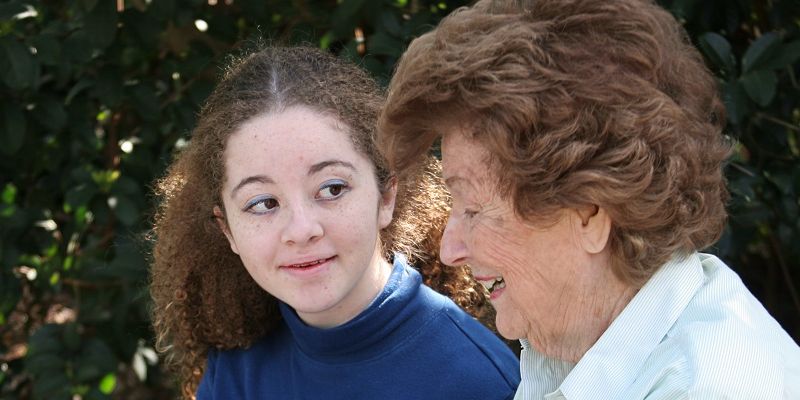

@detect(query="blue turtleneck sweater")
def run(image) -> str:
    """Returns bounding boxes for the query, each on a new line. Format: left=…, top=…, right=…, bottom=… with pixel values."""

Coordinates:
left=197, top=255, right=520, bottom=399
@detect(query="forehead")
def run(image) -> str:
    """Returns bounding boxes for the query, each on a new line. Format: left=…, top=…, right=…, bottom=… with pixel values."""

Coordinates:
left=223, top=106, right=370, bottom=180
left=441, top=131, right=493, bottom=188
left=440, top=131, right=505, bottom=208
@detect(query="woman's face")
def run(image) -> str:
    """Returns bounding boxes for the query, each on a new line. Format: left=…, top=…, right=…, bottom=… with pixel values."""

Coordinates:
left=218, top=106, right=395, bottom=328
left=440, top=132, right=590, bottom=342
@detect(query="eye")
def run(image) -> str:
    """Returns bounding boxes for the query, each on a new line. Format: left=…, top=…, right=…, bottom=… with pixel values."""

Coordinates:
left=244, top=195, right=279, bottom=214
left=317, top=179, right=349, bottom=200
left=464, top=209, right=478, bottom=219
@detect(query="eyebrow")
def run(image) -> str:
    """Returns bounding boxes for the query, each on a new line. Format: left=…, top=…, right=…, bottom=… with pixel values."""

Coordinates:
left=231, top=175, right=275, bottom=197
left=230, top=160, right=356, bottom=198
left=308, top=160, right=356, bottom=176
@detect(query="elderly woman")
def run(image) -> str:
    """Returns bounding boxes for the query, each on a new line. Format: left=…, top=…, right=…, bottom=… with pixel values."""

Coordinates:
left=378, top=0, right=800, bottom=398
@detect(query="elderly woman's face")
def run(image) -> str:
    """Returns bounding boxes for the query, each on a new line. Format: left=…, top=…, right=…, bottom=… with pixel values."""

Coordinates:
left=440, top=132, right=592, bottom=342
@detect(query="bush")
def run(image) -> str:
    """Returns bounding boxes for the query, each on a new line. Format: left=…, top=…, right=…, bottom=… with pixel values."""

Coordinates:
left=0, top=0, right=797, bottom=398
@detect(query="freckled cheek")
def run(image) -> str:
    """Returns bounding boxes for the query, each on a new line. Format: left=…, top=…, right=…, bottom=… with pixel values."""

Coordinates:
left=230, top=219, right=279, bottom=257
left=230, top=218, right=263, bottom=238
left=330, top=203, right=375, bottom=239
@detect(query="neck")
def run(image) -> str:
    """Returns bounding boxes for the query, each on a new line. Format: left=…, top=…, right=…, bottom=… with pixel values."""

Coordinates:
left=527, top=256, right=638, bottom=362
left=297, top=244, right=392, bottom=329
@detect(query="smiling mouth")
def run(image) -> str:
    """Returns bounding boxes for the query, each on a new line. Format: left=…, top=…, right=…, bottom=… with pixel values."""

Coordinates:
left=479, top=276, right=506, bottom=296
left=283, top=256, right=336, bottom=269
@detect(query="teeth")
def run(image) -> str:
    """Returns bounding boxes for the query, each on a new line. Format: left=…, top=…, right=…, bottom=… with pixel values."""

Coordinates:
left=292, top=259, right=322, bottom=268
left=479, top=277, right=505, bottom=293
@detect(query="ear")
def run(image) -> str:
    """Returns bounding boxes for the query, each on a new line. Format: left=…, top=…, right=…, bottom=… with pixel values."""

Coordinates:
left=377, top=178, right=397, bottom=230
left=573, top=205, right=611, bottom=254
left=213, top=205, right=239, bottom=255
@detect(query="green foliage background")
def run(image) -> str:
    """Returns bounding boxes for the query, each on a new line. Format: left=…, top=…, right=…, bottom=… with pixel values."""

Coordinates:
left=0, top=0, right=798, bottom=398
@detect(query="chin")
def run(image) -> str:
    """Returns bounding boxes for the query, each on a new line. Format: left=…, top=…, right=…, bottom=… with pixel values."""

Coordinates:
left=289, top=298, right=336, bottom=314
left=495, top=321, right=520, bottom=341
left=494, top=312, right=527, bottom=341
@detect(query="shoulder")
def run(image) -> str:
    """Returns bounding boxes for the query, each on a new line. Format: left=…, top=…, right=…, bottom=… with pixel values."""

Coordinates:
left=197, top=327, right=293, bottom=396
left=655, top=325, right=782, bottom=398
left=634, top=310, right=795, bottom=399
left=415, top=284, right=521, bottom=392
left=197, top=327, right=295, bottom=398
left=655, top=254, right=800, bottom=398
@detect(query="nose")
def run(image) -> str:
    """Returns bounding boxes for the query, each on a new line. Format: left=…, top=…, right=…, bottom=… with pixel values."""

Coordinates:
left=440, top=214, right=468, bottom=266
left=280, top=202, right=323, bottom=245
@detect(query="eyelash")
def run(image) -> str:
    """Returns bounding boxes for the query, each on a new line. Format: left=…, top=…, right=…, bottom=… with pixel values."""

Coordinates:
left=242, top=180, right=349, bottom=214
left=244, top=195, right=279, bottom=214
left=317, top=179, right=349, bottom=200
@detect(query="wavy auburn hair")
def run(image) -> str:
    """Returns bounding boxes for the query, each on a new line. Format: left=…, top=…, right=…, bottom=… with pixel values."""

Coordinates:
left=150, top=46, right=492, bottom=399
left=378, top=0, right=731, bottom=285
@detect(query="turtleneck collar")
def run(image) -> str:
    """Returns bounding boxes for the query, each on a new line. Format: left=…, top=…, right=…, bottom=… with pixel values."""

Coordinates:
left=279, top=254, right=435, bottom=364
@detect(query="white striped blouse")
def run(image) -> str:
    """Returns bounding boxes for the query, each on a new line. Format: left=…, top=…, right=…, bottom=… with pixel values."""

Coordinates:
left=514, top=252, right=800, bottom=399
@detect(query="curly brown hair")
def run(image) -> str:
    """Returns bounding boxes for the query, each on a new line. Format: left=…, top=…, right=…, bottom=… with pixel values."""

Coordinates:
left=378, top=0, right=731, bottom=285
left=150, top=46, right=492, bottom=399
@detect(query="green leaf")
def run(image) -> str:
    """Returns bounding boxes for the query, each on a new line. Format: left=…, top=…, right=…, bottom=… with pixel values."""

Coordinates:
left=147, top=0, right=176, bottom=22
left=331, top=0, right=368, bottom=38
left=0, top=2, right=27, bottom=20
left=63, top=32, right=95, bottom=63
left=74, top=338, right=115, bottom=382
left=31, top=34, right=62, bottom=66
left=758, top=40, right=800, bottom=70
left=668, top=0, right=696, bottom=20
left=84, top=0, right=118, bottom=49
left=62, top=322, right=81, bottom=352
left=102, top=239, right=147, bottom=280
left=334, top=0, right=369, bottom=20
left=26, top=326, right=63, bottom=355
left=0, top=36, right=37, bottom=89
left=130, top=84, right=161, bottom=121
left=75, top=363, right=103, bottom=382
left=379, top=10, right=403, bottom=37
left=37, top=96, right=68, bottom=131
left=93, top=69, right=124, bottom=107
left=740, top=70, right=777, bottom=107
left=1, top=102, right=26, bottom=155
left=698, top=33, right=734, bottom=73
left=25, top=353, right=66, bottom=375
left=1, top=183, right=16, bottom=204
left=187, top=80, right=214, bottom=106
left=319, top=32, right=332, bottom=50
left=111, top=176, right=142, bottom=196
left=742, top=32, right=780, bottom=73
left=98, top=373, right=116, bottom=395
left=65, top=184, right=98, bottom=209
left=367, top=32, right=403, bottom=57
left=31, top=373, right=71, bottom=400
left=111, top=195, right=139, bottom=226
left=721, top=80, right=750, bottom=125
left=81, top=0, right=99, bottom=11
left=66, top=79, right=94, bottom=105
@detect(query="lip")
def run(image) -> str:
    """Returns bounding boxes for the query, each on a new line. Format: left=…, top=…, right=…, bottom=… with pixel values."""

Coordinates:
left=472, top=274, right=499, bottom=282
left=470, top=273, right=506, bottom=301
left=489, top=284, right=506, bottom=301
left=280, top=255, right=336, bottom=277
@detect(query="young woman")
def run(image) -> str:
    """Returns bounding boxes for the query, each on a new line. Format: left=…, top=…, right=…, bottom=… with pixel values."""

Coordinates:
left=149, top=46, right=520, bottom=400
